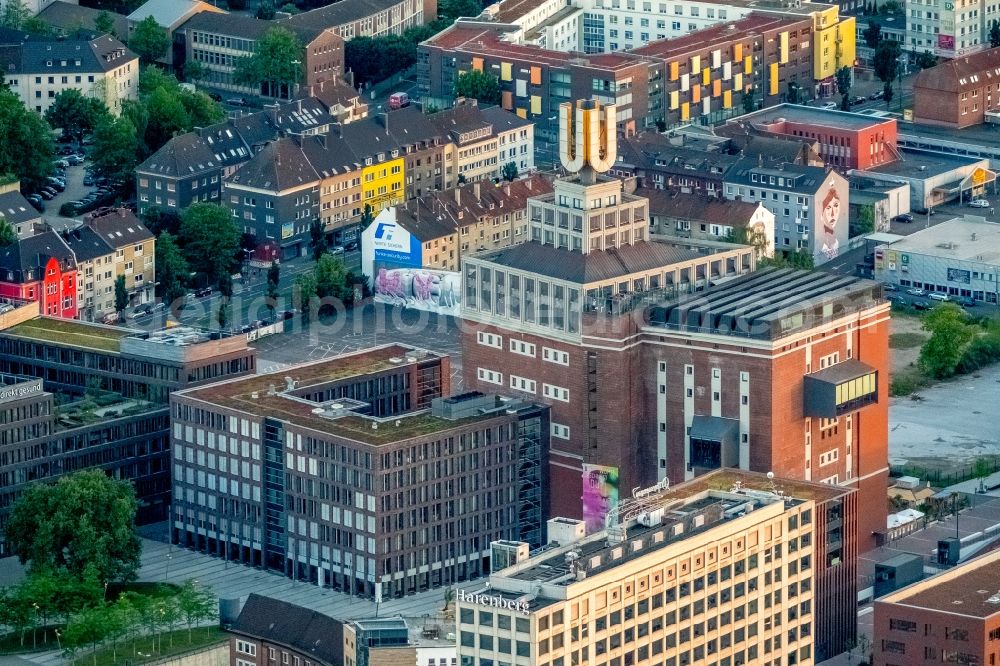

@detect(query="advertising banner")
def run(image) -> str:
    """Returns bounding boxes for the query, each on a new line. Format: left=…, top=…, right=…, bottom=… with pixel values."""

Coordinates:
left=582, top=464, right=620, bottom=535
left=948, top=268, right=971, bottom=284
left=373, top=267, right=462, bottom=316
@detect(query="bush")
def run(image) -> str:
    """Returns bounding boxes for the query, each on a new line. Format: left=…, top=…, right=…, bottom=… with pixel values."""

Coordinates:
left=59, top=202, right=78, bottom=217
left=956, top=332, right=1000, bottom=374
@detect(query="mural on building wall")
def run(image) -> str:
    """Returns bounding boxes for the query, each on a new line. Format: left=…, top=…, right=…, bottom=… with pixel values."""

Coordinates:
left=373, top=267, right=462, bottom=315
left=582, top=464, right=620, bottom=535
left=820, top=185, right=844, bottom=261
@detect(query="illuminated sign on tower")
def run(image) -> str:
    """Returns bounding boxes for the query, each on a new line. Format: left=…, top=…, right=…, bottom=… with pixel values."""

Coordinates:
left=559, top=99, right=617, bottom=184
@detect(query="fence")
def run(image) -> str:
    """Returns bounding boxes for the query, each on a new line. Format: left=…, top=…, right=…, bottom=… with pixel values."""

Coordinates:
left=890, top=456, right=1000, bottom=488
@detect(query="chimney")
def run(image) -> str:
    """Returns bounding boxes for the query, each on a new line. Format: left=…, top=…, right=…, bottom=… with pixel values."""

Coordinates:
left=454, top=187, right=461, bottom=206
left=504, top=184, right=510, bottom=196
left=474, top=182, right=480, bottom=200
left=526, top=179, right=532, bottom=191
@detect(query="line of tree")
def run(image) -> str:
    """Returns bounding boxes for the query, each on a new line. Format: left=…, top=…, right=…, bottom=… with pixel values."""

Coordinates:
left=234, top=27, right=303, bottom=99
left=873, top=39, right=902, bottom=109
left=919, top=303, right=1000, bottom=379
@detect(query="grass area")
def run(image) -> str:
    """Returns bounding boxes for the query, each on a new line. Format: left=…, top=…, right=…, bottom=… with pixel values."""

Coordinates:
left=890, top=365, right=933, bottom=397
left=8, top=318, right=128, bottom=352
left=0, top=627, right=64, bottom=655
left=71, top=626, right=226, bottom=666
left=889, top=332, right=926, bottom=349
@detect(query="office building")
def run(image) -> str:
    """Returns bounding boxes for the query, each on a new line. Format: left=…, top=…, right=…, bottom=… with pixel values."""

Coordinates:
left=873, top=215, right=1000, bottom=304
left=912, top=47, right=1000, bottom=129
left=905, top=0, right=995, bottom=58
left=873, top=550, right=1000, bottom=666
left=279, top=0, right=435, bottom=40
left=722, top=158, right=849, bottom=263
left=457, top=469, right=859, bottom=665
left=0, top=314, right=256, bottom=554
left=170, top=344, right=550, bottom=599
left=0, top=29, right=138, bottom=115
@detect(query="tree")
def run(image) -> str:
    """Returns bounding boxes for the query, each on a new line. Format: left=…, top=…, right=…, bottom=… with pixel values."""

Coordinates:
left=359, top=203, right=375, bottom=231
left=920, top=303, right=976, bottom=379
left=4, top=470, right=141, bottom=583
left=141, top=205, right=181, bottom=236
left=129, top=16, right=170, bottom=64
left=314, top=252, right=348, bottom=303
left=293, top=272, right=317, bottom=320
left=176, top=579, right=216, bottom=643
left=309, top=219, right=328, bottom=261
left=863, top=21, right=881, bottom=50
left=851, top=204, right=876, bottom=237
left=0, top=0, right=30, bottom=29
left=786, top=81, right=800, bottom=104
left=266, top=261, right=280, bottom=315
left=454, top=69, right=501, bottom=106
left=0, top=89, right=56, bottom=191
left=836, top=66, right=852, bottom=111
left=217, top=299, right=231, bottom=330
left=94, top=10, right=116, bottom=36
left=256, top=1, right=276, bottom=18
left=741, top=90, right=756, bottom=114
left=725, top=225, right=771, bottom=260
left=145, top=86, right=190, bottom=153
left=234, top=27, right=302, bottom=99
left=437, top=0, right=480, bottom=21
left=89, top=115, right=140, bottom=189
left=990, top=20, right=1000, bottom=48
left=916, top=50, right=937, bottom=69
left=63, top=604, right=112, bottom=663
left=22, top=15, right=53, bottom=36
left=501, top=161, right=518, bottom=182
left=882, top=80, right=894, bottom=108
left=114, top=275, right=129, bottom=315
left=973, top=457, right=993, bottom=492
left=179, top=203, right=240, bottom=290
left=183, top=60, right=207, bottom=83
left=0, top=219, right=16, bottom=246
left=761, top=249, right=814, bottom=269
left=47, top=89, right=109, bottom=146
left=155, top=232, right=188, bottom=309
left=873, top=39, right=902, bottom=84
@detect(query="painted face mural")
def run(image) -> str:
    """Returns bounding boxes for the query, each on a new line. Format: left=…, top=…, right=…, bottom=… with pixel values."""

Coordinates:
left=821, top=187, right=841, bottom=260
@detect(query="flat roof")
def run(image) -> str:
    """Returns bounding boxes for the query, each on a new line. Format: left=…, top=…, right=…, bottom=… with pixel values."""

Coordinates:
left=731, top=103, right=897, bottom=132
left=4, top=317, right=131, bottom=352
left=633, top=14, right=810, bottom=60
left=647, top=268, right=884, bottom=341
left=887, top=550, right=1000, bottom=618
left=864, top=148, right=986, bottom=179
left=180, top=345, right=528, bottom=445
left=877, top=215, right=1000, bottom=264
left=899, top=119, right=1000, bottom=149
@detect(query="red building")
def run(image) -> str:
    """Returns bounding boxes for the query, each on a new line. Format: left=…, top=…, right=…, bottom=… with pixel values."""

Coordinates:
left=721, top=103, right=900, bottom=171
left=0, top=230, right=78, bottom=318
left=913, top=47, right=1000, bottom=129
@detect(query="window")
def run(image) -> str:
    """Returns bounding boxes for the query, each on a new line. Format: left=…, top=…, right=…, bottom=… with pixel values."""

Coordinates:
left=478, top=368, right=503, bottom=385
left=236, top=641, right=257, bottom=656
left=543, top=384, right=570, bottom=402
left=552, top=423, right=570, bottom=439
left=477, top=331, right=502, bottom=348
left=510, top=339, right=536, bottom=357
left=543, top=347, right=569, bottom=365
left=510, top=375, right=537, bottom=394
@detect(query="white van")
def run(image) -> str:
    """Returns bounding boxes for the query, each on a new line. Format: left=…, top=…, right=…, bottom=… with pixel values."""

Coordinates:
left=821, top=102, right=838, bottom=110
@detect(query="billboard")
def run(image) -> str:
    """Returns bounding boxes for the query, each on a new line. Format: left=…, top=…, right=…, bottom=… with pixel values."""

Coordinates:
left=948, top=268, right=971, bottom=284
left=582, top=464, right=620, bottom=535
left=281, top=222, right=294, bottom=240
left=362, top=208, right=421, bottom=270
left=372, top=267, right=462, bottom=316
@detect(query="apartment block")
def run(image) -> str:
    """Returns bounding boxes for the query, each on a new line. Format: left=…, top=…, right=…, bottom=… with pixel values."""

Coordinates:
left=906, top=0, right=997, bottom=57
left=429, top=101, right=536, bottom=182
left=170, top=345, right=550, bottom=599
left=0, top=29, right=138, bottom=115
left=456, top=469, right=858, bottom=665
left=0, top=229, right=77, bottom=318
left=873, top=550, right=1000, bottom=666
left=913, top=47, right=1000, bottom=129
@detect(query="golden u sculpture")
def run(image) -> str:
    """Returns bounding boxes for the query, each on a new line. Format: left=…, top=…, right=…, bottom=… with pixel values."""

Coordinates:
left=559, top=99, right=617, bottom=184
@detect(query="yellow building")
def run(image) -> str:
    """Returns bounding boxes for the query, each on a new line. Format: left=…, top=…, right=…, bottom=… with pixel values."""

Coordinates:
left=812, top=7, right=856, bottom=81
left=362, top=156, right=405, bottom=213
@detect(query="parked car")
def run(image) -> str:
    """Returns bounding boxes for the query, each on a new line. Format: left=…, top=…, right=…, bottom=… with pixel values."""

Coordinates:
left=0, top=303, right=14, bottom=314
left=67, top=154, right=84, bottom=165
left=226, top=97, right=249, bottom=107
left=887, top=294, right=906, bottom=305
left=194, top=287, right=213, bottom=298
left=969, top=199, right=991, bottom=208
left=38, top=189, right=54, bottom=200
left=928, top=292, right=949, bottom=302
left=83, top=175, right=95, bottom=186
left=820, top=101, right=837, bottom=110
left=912, top=300, right=930, bottom=311
left=54, top=159, right=69, bottom=169
left=850, top=96, right=866, bottom=106
left=881, top=282, right=897, bottom=291
left=893, top=213, right=913, bottom=223
left=46, top=177, right=65, bottom=191
left=907, top=287, right=926, bottom=296
left=959, top=296, right=977, bottom=307
left=344, top=241, right=359, bottom=252
left=869, top=90, right=884, bottom=101
left=208, top=92, right=222, bottom=102
left=330, top=246, right=345, bottom=256
left=26, top=194, right=44, bottom=211
left=101, top=312, right=120, bottom=324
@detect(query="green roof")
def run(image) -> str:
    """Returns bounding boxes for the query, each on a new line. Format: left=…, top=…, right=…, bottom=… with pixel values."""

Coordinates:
left=5, top=318, right=130, bottom=352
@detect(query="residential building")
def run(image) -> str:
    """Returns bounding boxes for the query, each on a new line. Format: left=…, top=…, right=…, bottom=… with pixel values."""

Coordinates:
left=721, top=104, right=900, bottom=171
left=0, top=315, right=256, bottom=554
left=722, top=158, right=849, bottom=263
left=361, top=174, right=554, bottom=275
left=905, top=0, right=994, bottom=57
left=912, top=47, right=1000, bottom=129
left=0, top=181, right=42, bottom=240
left=873, top=215, right=1000, bottom=304
left=857, top=148, right=995, bottom=212
left=169, top=344, right=551, bottom=598
left=638, top=187, right=775, bottom=256
left=0, top=229, right=77, bottom=318
left=35, top=2, right=131, bottom=39
left=428, top=100, right=535, bottom=182
left=457, top=469, right=859, bottom=665
left=873, top=550, right=1000, bottom=666
left=278, top=0, right=436, bottom=40
left=0, top=29, right=138, bottom=115
left=631, top=14, right=816, bottom=127
left=612, top=133, right=740, bottom=195
left=126, top=0, right=223, bottom=67
left=177, top=12, right=344, bottom=99
left=299, top=79, right=369, bottom=124
left=63, top=208, right=156, bottom=321
left=135, top=96, right=333, bottom=217
left=228, top=594, right=344, bottom=666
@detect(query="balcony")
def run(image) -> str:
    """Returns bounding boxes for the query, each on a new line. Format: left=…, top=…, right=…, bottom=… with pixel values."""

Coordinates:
left=803, top=360, right=878, bottom=418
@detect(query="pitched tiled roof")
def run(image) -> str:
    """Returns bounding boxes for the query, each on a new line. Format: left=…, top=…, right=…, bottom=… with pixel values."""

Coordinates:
left=914, top=46, right=1000, bottom=94
left=36, top=2, right=130, bottom=38
left=278, top=0, right=409, bottom=32
left=477, top=240, right=702, bottom=284
left=617, top=133, right=740, bottom=178
left=0, top=229, right=75, bottom=280
left=639, top=189, right=763, bottom=227
left=227, top=139, right=318, bottom=190
left=178, top=11, right=326, bottom=43
left=63, top=225, right=113, bottom=262
left=724, top=157, right=830, bottom=195
left=85, top=209, right=154, bottom=247
left=479, top=105, right=533, bottom=132
left=0, top=29, right=136, bottom=75
left=127, top=0, right=220, bottom=30
left=428, top=101, right=493, bottom=139
left=0, top=191, right=41, bottom=227
left=230, top=594, right=343, bottom=666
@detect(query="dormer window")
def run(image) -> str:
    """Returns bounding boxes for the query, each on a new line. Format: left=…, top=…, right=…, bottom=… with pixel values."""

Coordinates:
left=46, top=60, right=52, bottom=67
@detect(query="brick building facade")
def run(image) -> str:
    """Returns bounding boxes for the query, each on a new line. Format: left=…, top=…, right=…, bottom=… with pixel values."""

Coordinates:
left=912, top=46, right=1000, bottom=129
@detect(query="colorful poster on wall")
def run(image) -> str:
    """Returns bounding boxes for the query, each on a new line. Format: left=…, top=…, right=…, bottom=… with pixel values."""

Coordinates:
left=582, top=464, right=620, bottom=535
left=372, top=267, right=462, bottom=316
